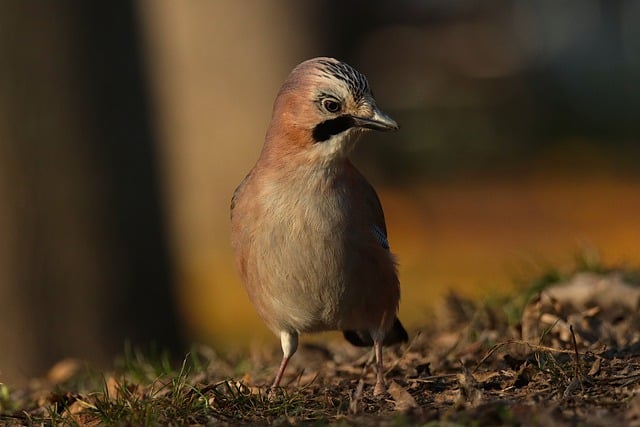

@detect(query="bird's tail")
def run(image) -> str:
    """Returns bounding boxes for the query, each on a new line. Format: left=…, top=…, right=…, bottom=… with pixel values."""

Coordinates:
left=343, top=317, right=408, bottom=347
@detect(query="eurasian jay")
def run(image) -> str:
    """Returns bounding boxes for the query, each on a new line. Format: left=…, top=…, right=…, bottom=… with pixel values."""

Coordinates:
left=230, top=57, right=407, bottom=395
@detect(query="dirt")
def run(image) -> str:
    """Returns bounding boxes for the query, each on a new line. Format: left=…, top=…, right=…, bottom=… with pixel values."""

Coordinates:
left=249, top=270, right=640, bottom=426
left=3, top=270, right=640, bottom=426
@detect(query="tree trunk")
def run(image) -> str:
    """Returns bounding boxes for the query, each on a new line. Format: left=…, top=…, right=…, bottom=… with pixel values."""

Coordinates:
left=0, top=2, right=183, bottom=384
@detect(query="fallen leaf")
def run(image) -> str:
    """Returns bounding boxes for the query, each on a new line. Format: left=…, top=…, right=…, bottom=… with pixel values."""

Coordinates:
left=47, top=359, right=82, bottom=385
left=349, top=379, right=364, bottom=415
left=388, top=380, right=417, bottom=411
left=588, top=357, right=602, bottom=377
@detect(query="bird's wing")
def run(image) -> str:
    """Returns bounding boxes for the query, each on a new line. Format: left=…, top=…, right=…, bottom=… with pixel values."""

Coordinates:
left=373, top=224, right=390, bottom=250
left=355, top=167, right=391, bottom=251
left=230, top=171, right=251, bottom=220
left=342, top=163, right=406, bottom=347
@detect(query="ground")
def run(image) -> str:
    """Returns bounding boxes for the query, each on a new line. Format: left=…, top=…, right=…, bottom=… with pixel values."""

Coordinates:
left=1, top=264, right=640, bottom=426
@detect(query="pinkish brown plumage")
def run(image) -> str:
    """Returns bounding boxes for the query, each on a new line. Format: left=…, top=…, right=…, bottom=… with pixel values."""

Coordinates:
left=230, top=57, right=406, bottom=394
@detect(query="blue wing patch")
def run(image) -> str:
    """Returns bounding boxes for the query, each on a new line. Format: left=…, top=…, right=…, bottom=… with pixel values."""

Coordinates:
left=373, top=225, right=390, bottom=250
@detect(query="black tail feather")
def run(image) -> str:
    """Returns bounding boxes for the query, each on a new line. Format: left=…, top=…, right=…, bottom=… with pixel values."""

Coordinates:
left=343, top=317, right=408, bottom=347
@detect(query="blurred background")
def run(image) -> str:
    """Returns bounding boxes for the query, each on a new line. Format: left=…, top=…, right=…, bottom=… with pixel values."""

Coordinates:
left=1, top=0, right=639, bottom=384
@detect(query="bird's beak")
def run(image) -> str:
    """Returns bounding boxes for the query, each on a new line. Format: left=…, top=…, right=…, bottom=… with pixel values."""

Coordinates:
left=350, top=108, right=399, bottom=132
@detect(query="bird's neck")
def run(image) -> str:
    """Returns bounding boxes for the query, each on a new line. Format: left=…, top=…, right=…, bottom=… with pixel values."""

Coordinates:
left=260, top=127, right=359, bottom=173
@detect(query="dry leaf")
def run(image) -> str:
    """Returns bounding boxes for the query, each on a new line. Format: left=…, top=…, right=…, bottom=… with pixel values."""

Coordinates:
left=47, top=359, right=82, bottom=385
left=388, top=380, right=417, bottom=411
left=349, top=379, right=364, bottom=415
left=456, top=367, right=482, bottom=407
left=105, top=376, right=119, bottom=400
left=588, top=357, right=602, bottom=377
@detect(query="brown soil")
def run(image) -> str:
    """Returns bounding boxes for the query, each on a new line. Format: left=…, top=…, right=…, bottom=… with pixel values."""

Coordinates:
left=3, top=270, right=640, bottom=426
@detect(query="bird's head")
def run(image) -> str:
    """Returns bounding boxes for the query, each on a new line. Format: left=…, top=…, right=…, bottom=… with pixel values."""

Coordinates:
left=265, top=57, right=398, bottom=162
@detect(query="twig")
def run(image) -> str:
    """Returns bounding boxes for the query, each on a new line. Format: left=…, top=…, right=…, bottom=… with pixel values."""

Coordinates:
left=473, top=339, right=591, bottom=373
left=406, top=374, right=459, bottom=383
left=569, top=325, right=585, bottom=379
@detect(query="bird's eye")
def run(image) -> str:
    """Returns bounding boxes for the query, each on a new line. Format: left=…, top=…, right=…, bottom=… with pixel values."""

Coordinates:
left=322, top=98, right=341, bottom=113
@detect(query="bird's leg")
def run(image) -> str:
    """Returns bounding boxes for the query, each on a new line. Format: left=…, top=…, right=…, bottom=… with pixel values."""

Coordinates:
left=271, top=355, right=290, bottom=389
left=271, top=330, right=298, bottom=389
left=373, top=335, right=386, bottom=396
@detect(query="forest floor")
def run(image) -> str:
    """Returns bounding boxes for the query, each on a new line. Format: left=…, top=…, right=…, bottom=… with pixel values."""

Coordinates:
left=2, top=262, right=640, bottom=426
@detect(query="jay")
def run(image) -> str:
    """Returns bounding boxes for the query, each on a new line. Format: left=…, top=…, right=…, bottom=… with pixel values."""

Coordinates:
left=230, top=57, right=407, bottom=395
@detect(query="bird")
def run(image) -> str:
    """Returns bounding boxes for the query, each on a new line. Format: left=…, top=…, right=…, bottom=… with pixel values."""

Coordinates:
left=230, top=57, right=407, bottom=395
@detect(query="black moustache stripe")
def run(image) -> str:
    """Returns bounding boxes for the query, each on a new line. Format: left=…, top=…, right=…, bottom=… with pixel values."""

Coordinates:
left=312, top=116, right=356, bottom=142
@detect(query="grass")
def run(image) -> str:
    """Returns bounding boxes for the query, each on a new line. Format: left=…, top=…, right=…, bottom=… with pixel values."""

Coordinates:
left=2, top=258, right=640, bottom=426
left=0, top=345, right=355, bottom=425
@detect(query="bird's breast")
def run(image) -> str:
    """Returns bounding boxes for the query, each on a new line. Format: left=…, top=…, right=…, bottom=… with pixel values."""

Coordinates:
left=233, top=165, right=398, bottom=334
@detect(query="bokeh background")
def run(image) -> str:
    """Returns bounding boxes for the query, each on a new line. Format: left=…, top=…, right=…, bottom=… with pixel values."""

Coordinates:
left=1, top=0, right=639, bottom=384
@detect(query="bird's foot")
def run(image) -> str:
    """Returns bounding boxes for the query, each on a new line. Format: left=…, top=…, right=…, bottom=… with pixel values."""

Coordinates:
left=373, top=380, right=386, bottom=396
